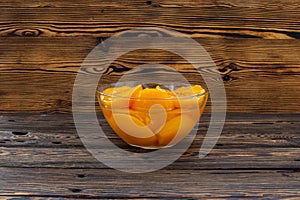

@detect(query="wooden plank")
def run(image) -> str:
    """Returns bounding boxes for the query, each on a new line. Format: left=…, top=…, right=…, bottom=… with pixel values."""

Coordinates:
left=1, top=38, right=300, bottom=69
left=0, top=113, right=299, bottom=169
left=0, top=72, right=74, bottom=113
left=0, top=146, right=299, bottom=170
left=0, top=113, right=300, bottom=148
left=1, top=0, right=300, bottom=9
left=0, top=37, right=299, bottom=113
left=0, top=6, right=299, bottom=38
left=2, top=0, right=185, bottom=8
left=1, top=71, right=299, bottom=113
left=153, top=0, right=300, bottom=9
left=1, top=120, right=299, bottom=148
left=1, top=112, right=299, bottom=133
left=0, top=0, right=146, bottom=8
left=0, top=167, right=300, bottom=198
left=0, top=197, right=86, bottom=200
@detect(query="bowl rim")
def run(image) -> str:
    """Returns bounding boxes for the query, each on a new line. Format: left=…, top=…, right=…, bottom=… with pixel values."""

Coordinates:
left=96, top=82, right=208, bottom=100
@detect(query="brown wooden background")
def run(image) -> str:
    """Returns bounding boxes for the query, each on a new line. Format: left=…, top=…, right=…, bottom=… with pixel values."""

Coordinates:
left=0, top=0, right=300, bottom=199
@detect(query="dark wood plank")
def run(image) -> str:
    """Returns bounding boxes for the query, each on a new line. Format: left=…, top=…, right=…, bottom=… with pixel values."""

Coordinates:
left=0, top=37, right=299, bottom=113
left=1, top=119, right=299, bottom=148
left=1, top=72, right=299, bottom=113
left=1, top=0, right=300, bottom=9
left=1, top=167, right=300, bottom=198
left=0, top=72, right=74, bottom=113
left=1, top=113, right=300, bottom=148
left=0, top=6, right=299, bottom=38
left=0, top=113, right=299, bottom=169
left=1, top=146, right=299, bottom=170
left=0, top=0, right=146, bottom=7
left=152, top=0, right=300, bottom=9
left=1, top=38, right=300, bottom=69
left=0, top=198, right=87, bottom=200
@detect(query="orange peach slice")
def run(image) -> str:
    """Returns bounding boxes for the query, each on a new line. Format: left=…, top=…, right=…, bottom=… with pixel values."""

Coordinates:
left=157, top=113, right=199, bottom=146
left=191, top=85, right=205, bottom=94
left=173, top=85, right=206, bottom=109
left=99, top=86, right=131, bottom=108
left=107, top=114, right=157, bottom=147
left=112, top=113, right=155, bottom=139
left=131, top=87, right=175, bottom=111
left=147, top=104, right=167, bottom=134
left=110, top=85, right=142, bottom=109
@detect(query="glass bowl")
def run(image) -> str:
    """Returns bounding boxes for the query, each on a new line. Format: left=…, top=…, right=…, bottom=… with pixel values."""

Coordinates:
left=96, top=82, right=208, bottom=149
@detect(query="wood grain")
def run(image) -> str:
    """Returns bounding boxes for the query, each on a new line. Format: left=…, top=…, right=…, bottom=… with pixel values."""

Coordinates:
left=1, top=146, right=300, bottom=170
left=1, top=0, right=300, bottom=9
left=0, top=5, right=300, bottom=38
left=1, top=0, right=300, bottom=198
left=1, top=38, right=300, bottom=70
left=0, top=113, right=299, bottom=170
left=1, top=167, right=300, bottom=198
left=0, top=37, right=299, bottom=113
left=0, top=113, right=299, bottom=198
left=1, top=71, right=299, bottom=113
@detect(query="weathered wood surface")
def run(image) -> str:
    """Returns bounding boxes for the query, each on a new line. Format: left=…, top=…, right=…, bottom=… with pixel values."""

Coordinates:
left=1, top=0, right=300, bottom=198
left=0, top=113, right=299, bottom=198
left=1, top=168, right=300, bottom=199
left=0, top=113, right=299, bottom=169
left=0, top=115, right=299, bottom=170
left=1, top=0, right=300, bottom=9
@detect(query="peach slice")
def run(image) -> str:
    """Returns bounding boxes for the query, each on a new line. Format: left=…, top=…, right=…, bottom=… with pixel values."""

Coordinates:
left=112, top=113, right=155, bottom=138
left=99, top=86, right=131, bottom=108
left=110, top=85, right=142, bottom=109
left=147, top=104, right=167, bottom=134
left=107, top=114, right=158, bottom=147
left=173, top=85, right=206, bottom=109
left=157, top=113, right=199, bottom=146
left=131, top=87, right=175, bottom=111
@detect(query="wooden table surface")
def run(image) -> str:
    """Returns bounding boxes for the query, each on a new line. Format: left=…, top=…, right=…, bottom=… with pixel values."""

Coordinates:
left=0, top=0, right=300, bottom=199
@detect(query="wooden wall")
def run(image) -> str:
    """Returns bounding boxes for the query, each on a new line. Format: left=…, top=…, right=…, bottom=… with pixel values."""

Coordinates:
left=0, top=0, right=299, bottom=114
